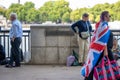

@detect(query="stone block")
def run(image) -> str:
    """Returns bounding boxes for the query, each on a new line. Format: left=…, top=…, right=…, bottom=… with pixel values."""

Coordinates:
left=46, top=36, right=58, bottom=47
left=31, top=28, right=45, bottom=47
left=59, top=48, right=71, bottom=64
left=58, top=36, right=70, bottom=47
left=30, top=48, right=45, bottom=64
left=58, top=28, right=70, bottom=31
left=70, top=36, right=78, bottom=47
left=45, top=48, right=58, bottom=64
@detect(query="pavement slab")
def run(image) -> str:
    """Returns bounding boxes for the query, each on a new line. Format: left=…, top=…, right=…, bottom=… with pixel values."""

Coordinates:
left=0, top=65, right=84, bottom=80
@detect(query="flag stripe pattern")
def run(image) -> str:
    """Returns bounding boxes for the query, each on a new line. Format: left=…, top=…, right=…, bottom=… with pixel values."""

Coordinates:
left=81, top=21, right=111, bottom=77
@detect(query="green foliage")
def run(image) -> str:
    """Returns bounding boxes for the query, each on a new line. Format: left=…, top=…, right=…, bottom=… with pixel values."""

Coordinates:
left=2, top=1, right=120, bottom=23
left=62, top=12, right=70, bottom=22
left=24, top=2, right=35, bottom=10
left=9, top=3, right=22, bottom=9
left=89, top=13, right=94, bottom=23
left=0, top=7, right=6, bottom=16
left=5, top=2, right=36, bottom=22
left=70, top=9, right=80, bottom=21
left=38, top=0, right=71, bottom=22
left=26, top=8, right=39, bottom=22
left=5, top=3, right=22, bottom=19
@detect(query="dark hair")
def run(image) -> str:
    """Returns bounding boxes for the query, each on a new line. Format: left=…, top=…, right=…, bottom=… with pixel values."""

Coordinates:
left=100, top=11, right=109, bottom=21
left=82, top=13, right=89, bottom=17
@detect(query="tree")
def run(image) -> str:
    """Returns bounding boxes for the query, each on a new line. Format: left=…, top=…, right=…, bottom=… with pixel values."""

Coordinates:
left=54, top=0, right=71, bottom=21
left=39, top=0, right=71, bottom=23
left=26, top=8, right=39, bottom=22
left=9, top=3, right=22, bottom=9
left=5, top=3, right=22, bottom=19
left=48, top=10, right=60, bottom=22
left=70, top=9, right=80, bottom=22
left=89, top=13, right=94, bottom=23
left=70, top=7, right=90, bottom=22
left=23, top=2, right=35, bottom=22
left=5, top=2, right=35, bottom=22
left=4, top=0, right=120, bottom=23
left=62, top=12, right=70, bottom=22
left=24, top=2, right=35, bottom=10
left=0, top=7, right=6, bottom=16
left=17, top=6, right=26, bottom=21
left=95, top=15, right=100, bottom=22
left=5, top=8, right=18, bottom=19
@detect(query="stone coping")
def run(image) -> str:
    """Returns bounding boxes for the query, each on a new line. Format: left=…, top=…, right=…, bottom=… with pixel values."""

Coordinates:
left=30, top=24, right=72, bottom=28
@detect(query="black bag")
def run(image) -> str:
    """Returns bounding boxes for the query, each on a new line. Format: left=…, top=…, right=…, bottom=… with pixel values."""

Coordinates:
left=20, top=48, right=23, bottom=62
left=0, top=44, right=5, bottom=61
left=0, top=44, right=6, bottom=65
left=71, top=50, right=80, bottom=66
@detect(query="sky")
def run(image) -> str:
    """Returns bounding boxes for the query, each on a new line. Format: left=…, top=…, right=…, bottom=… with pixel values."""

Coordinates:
left=0, top=0, right=119, bottom=10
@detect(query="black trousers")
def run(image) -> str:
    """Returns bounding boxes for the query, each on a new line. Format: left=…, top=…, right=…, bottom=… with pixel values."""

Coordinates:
left=9, top=37, right=22, bottom=66
left=85, top=48, right=114, bottom=80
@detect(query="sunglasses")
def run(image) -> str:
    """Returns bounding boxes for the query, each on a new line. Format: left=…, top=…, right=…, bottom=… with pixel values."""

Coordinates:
left=106, top=15, right=111, bottom=18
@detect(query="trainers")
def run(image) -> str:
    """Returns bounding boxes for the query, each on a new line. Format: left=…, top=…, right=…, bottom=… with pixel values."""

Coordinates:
left=5, top=64, right=13, bottom=68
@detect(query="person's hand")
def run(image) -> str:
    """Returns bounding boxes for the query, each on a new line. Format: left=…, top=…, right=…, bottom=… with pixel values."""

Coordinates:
left=90, top=32, right=93, bottom=36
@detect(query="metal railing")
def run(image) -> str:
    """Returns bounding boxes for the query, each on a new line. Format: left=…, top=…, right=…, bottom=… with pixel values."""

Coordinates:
left=0, top=30, right=30, bottom=57
left=0, top=29, right=120, bottom=58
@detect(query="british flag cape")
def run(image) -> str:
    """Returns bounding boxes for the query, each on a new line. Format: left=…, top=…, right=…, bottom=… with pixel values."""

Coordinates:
left=81, top=21, right=111, bottom=77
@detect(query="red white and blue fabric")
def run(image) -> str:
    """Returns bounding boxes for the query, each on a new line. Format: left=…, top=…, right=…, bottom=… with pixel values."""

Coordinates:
left=94, top=56, right=116, bottom=80
left=81, top=21, right=111, bottom=77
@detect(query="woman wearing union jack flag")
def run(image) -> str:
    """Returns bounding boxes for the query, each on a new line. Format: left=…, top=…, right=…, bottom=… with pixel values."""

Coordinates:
left=82, top=11, right=115, bottom=80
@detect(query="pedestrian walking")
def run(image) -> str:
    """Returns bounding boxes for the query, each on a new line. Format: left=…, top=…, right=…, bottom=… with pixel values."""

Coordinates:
left=81, top=11, right=120, bottom=80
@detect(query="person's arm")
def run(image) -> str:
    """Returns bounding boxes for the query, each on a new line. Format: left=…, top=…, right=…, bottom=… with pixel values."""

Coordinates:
left=71, top=21, right=78, bottom=33
left=12, top=23, right=18, bottom=38
left=104, top=45, right=108, bottom=56
left=11, top=22, right=18, bottom=42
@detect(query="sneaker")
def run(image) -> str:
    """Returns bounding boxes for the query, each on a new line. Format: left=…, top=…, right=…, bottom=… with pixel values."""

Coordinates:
left=79, top=62, right=85, bottom=66
left=5, top=64, right=13, bottom=68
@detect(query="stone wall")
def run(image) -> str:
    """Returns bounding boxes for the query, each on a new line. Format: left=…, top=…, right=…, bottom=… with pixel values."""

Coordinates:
left=30, top=24, right=78, bottom=65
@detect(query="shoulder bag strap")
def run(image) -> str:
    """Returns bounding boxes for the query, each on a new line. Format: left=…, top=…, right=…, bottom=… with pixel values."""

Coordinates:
left=86, top=21, right=89, bottom=32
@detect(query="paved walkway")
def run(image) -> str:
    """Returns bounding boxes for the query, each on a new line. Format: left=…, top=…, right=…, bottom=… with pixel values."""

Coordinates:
left=1, top=60, right=119, bottom=80
left=0, top=65, right=84, bottom=80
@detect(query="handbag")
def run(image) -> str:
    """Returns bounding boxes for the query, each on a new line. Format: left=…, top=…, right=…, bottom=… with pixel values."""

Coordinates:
left=66, top=55, right=75, bottom=67
left=94, top=56, right=116, bottom=80
left=110, top=60, right=120, bottom=79
left=81, top=31, right=90, bottom=39
left=81, top=22, right=90, bottom=39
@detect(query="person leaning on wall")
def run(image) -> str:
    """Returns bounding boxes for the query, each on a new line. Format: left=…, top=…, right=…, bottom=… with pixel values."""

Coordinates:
left=71, top=13, right=92, bottom=65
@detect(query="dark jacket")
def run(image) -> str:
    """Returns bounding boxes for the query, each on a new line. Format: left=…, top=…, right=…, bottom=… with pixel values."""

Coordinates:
left=71, top=20, right=92, bottom=38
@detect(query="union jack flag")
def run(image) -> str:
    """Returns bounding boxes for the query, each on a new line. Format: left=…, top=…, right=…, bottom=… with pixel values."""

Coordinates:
left=81, top=21, right=111, bottom=77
